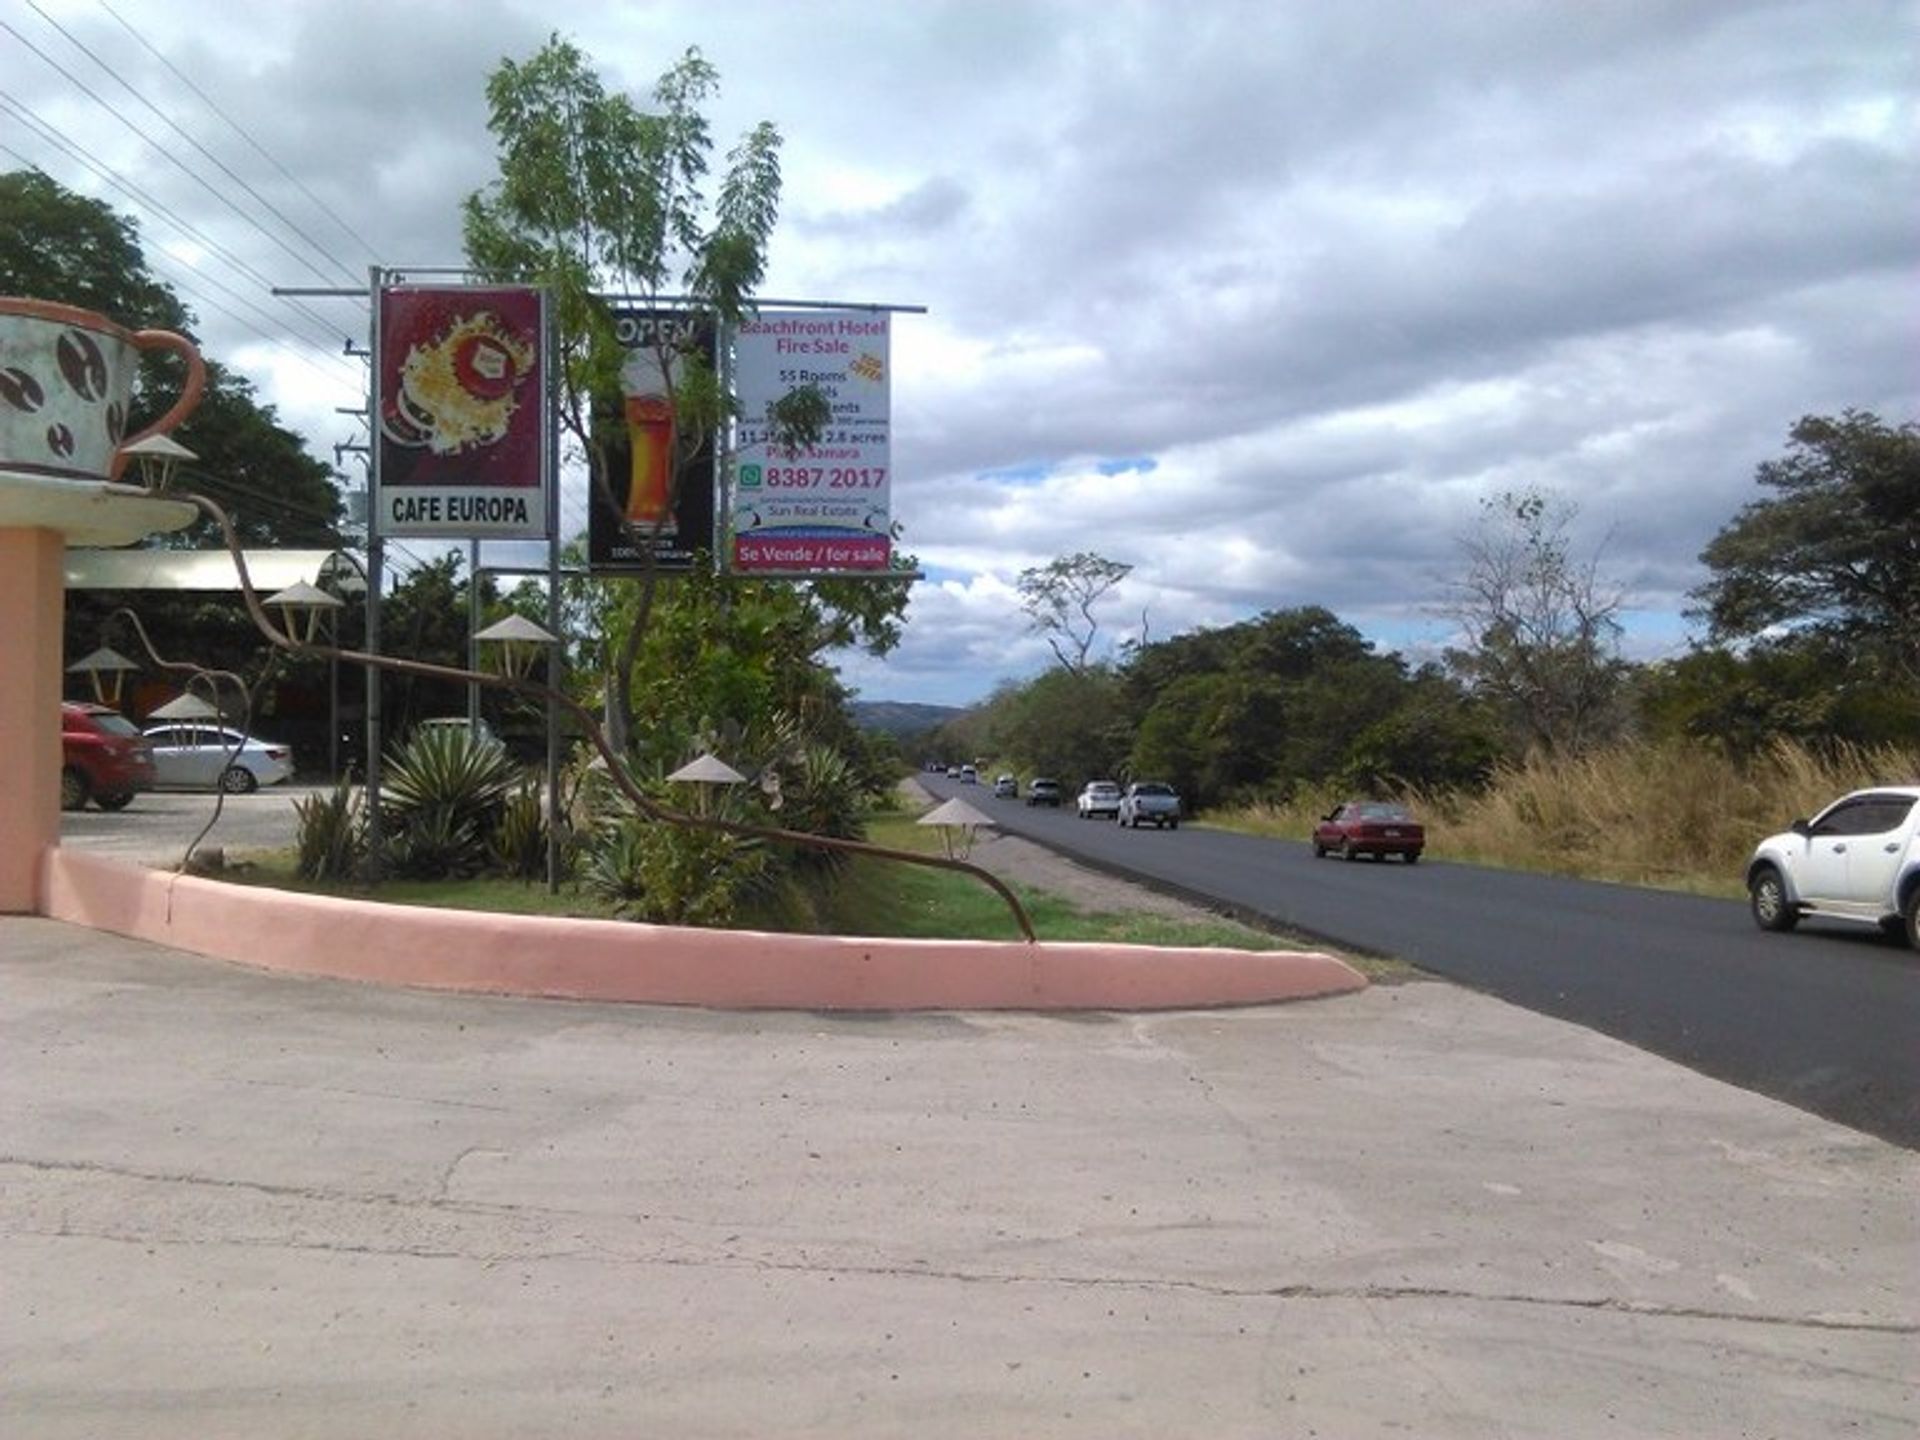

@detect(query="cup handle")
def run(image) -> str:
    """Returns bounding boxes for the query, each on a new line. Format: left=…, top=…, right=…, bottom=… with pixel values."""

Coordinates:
left=109, top=328, right=209, bottom=480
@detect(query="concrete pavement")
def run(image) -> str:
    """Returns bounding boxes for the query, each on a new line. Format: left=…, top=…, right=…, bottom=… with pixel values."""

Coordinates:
left=2, top=913, right=1914, bottom=1437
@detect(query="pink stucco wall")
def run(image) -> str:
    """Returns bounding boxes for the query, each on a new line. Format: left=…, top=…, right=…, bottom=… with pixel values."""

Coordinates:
left=40, top=849, right=1367, bottom=1011
left=0, top=530, right=64, bottom=914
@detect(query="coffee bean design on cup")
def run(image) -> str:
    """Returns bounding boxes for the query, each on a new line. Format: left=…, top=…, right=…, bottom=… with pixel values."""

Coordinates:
left=0, top=366, right=45, bottom=413
left=0, top=296, right=206, bottom=483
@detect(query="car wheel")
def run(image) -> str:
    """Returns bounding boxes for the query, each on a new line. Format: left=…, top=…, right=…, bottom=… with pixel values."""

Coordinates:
left=60, top=767, right=90, bottom=811
left=1404, top=851, right=1421, bottom=864
left=1748, top=866, right=1798, bottom=932
left=1905, top=889, right=1919, bottom=950
left=1312, top=841, right=1326, bottom=857
left=220, top=765, right=259, bottom=795
left=95, top=791, right=134, bottom=811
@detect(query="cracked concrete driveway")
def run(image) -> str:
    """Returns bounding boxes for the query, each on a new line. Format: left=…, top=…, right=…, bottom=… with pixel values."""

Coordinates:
left=2, top=916, right=1915, bottom=1437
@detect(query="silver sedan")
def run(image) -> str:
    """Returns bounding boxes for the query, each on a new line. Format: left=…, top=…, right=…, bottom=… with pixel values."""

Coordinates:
left=141, top=723, right=295, bottom=794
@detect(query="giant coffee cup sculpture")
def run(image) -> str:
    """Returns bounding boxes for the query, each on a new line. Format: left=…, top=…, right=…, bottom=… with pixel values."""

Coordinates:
left=0, top=297, right=206, bottom=483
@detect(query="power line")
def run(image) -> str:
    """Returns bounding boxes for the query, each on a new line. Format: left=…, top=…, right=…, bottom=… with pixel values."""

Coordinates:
left=94, top=0, right=386, bottom=270
left=19, top=0, right=364, bottom=288
left=0, top=15, right=355, bottom=294
left=0, top=102, right=361, bottom=374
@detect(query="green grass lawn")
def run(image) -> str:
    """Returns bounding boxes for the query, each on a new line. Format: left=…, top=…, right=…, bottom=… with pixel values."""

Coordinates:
left=230, top=808, right=1295, bottom=952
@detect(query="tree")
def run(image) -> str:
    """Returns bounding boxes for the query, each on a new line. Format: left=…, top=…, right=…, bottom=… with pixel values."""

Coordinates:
left=1693, top=411, right=1920, bottom=685
left=1443, top=488, right=1629, bottom=754
left=461, top=38, right=870, bottom=750
left=1015, top=552, right=1132, bottom=675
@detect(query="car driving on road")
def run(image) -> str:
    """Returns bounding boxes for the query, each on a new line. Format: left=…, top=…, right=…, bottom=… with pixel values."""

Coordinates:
left=1313, top=800, right=1425, bottom=863
left=1076, top=780, right=1122, bottom=819
left=1116, top=781, right=1181, bottom=829
left=1025, top=777, right=1063, bottom=807
left=1746, top=786, right=1920, bottom=947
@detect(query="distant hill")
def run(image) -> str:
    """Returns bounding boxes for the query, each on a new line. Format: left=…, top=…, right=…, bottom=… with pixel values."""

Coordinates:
left=848, top=700, right=966, bottom=737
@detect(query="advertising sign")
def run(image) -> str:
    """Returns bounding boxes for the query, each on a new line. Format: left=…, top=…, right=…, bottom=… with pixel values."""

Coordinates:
left=730, top=310, right=891, bottom=575
left=374, top=285, right=549, bottom=538
left=586, top=309, right=717, bottom=574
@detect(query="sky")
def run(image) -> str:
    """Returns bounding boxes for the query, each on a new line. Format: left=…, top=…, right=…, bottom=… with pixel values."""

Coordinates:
left=4, top=0, right=1914, bottom=707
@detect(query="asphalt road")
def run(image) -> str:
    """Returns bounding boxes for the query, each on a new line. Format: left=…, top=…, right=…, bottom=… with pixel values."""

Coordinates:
left=931, top=779, right=1920, bottom=1149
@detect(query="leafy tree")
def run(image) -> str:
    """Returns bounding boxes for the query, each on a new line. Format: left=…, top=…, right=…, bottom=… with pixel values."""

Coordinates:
left=1636, top=641, right=1920, bottom=753
left=1443, top=487, right=1629, bottom=754
left=461, top=38, right=871, bottom=750
left=1015, top=552, right=1133, bottom=675
left=1693, top=411, right=1920, bottom=684
left=988, top=666, right=1128, bottom=784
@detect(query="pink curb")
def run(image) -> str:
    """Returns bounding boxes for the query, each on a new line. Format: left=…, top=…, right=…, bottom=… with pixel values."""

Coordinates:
left=39, top=849, right=1367, bottom=1011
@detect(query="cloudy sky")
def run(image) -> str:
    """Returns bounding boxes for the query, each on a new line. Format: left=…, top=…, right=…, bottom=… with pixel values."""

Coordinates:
left=5, top=0, right=1913, bottom=706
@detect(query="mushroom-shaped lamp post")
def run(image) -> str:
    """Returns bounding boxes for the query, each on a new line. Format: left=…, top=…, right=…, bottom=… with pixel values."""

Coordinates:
left=67, top=646, right=141, bottom=708
left=474, top=614, right=562, bottom=892
left=119, top=434, right=198, bottom=494
left=666, top=752, right=747, bottom=819
left=263, top=580, right=345, bottom=646
left=916, top=795, right=997, bottom=862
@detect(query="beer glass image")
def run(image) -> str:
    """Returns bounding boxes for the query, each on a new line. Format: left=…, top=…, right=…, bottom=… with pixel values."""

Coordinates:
left=621, top=348, right=676, bottom=531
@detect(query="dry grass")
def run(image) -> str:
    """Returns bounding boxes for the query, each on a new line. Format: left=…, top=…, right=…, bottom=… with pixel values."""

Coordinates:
left=1216, top=738, right=1920, bottom=897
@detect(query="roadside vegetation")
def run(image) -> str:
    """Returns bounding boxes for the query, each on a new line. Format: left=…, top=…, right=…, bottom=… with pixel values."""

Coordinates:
left=931, top=412, right=1919, bottom=904
left=256, top=792, right=1285, bottom=949
left=1212, top=738, right=1920, bottom=898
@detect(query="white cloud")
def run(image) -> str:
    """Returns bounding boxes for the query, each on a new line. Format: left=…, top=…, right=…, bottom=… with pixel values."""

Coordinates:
left=5, top=0, right=1912, bottom=710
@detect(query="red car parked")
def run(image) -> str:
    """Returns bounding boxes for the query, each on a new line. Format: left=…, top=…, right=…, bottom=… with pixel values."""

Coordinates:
left=61, top=702, right=155, bottom=811
left=1313, top=800, right=1424, bottom=863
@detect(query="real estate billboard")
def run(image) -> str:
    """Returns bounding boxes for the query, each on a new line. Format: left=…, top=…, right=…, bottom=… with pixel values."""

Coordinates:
left=730, top=310, right=892, bottom=576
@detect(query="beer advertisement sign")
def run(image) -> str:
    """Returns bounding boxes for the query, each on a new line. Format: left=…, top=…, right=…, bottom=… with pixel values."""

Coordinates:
left=730, top=310, right=892, bottom=575
left=586, top=309, right=718, bottom=574
left=374, top=285, right=549, bottom=538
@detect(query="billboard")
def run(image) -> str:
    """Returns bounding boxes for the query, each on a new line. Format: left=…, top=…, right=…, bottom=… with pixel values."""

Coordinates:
left=374, top=285, right=549, bottom=538
left=730, top=310, right=892, bottom=575
left=585, top=309, right=717, bottom=574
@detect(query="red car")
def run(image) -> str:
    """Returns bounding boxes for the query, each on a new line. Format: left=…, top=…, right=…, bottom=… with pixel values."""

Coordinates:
left=1313, top=800, right=1424, bottom=863
left=61, top=702, right=155, bottom=811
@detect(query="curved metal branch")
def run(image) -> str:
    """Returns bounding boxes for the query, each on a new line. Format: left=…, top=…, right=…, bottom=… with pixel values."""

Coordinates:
left=103, top=608, right=254, bottom=873
left=184, top=491, right=1037, bottom=942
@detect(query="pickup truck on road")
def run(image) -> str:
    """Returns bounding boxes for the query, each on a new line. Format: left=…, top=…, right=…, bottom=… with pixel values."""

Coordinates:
left=1116, top=781, right=1182, bottom=830
left=1746, top=785, right=1920, bottom=947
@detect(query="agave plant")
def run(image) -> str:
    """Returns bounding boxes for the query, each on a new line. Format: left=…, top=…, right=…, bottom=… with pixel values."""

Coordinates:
left=382, top=726, right=520, bottom=878
left=293, top=775, right=364, bottom=881
left=489, top=778, right=551, bottom=881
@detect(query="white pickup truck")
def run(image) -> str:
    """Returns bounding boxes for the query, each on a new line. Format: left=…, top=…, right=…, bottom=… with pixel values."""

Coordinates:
left=1116, top=781, right=1182, bottom=830
left=1746, top=786, right=1920, bottom=947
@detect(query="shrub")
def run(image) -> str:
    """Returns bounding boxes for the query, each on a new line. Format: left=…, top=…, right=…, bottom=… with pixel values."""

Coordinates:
left=293, top=776, right=364, bottom=881
left=489, top=778, right=551, bottom=881
left=582, top=814, right=770, bottom=926
left=382, top=725, right=520, bottom=879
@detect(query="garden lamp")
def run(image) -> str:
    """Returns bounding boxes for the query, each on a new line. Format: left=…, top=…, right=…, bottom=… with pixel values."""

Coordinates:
left=473, top=614, right=558, bottom=679
left=263, top=580, right=345, bottom=645
left=67, top=645, right=139, bottom=707
left=119, top=434, right=197, bottom=493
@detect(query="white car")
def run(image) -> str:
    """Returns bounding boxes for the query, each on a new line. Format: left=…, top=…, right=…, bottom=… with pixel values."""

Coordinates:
left=1746, top=786, right=1920, bottom=947
left=1077, top=780, right=1123, bottom=819
left=141, top=723, right=294, bottom=794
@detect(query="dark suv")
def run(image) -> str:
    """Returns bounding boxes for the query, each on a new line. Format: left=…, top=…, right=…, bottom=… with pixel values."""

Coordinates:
left=61, top=702, right=155, bottom=811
